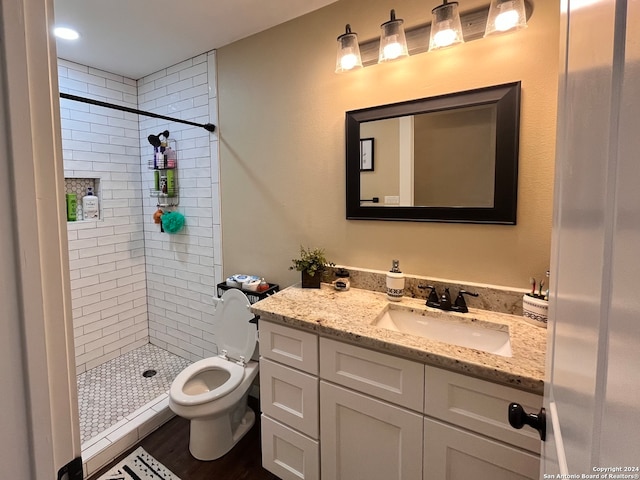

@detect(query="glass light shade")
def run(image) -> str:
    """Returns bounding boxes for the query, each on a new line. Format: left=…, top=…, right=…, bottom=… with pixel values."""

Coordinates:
left=429, top=1, right=465, bottom=51
left=378, top=9, right=409, bottom=63
left=484, top=0, right=528, bottom=36
left=336, top=24, right=363, bottom=73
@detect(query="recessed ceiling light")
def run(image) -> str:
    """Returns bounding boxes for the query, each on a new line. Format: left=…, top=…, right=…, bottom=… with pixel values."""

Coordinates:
left=54, top=27, right=79, bottom=40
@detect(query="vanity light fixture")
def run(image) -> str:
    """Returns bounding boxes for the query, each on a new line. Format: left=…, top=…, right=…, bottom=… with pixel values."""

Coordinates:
left=484, top=0, right=528, bottom=36
left=335, top=24, right=364, bottom=73
left=429, top=0, right=465, bottom=51
left=378, top=9, right=409, bottom=63
left=335, top=1, right=533, bottom=72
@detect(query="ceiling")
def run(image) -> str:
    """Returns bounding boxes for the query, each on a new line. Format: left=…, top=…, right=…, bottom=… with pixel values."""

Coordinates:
left=53, top=0, right=338, bottom=80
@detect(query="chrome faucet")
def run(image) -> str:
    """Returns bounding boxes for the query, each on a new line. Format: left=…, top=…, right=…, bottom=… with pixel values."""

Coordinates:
left=418, top=285, right=478, bottom=313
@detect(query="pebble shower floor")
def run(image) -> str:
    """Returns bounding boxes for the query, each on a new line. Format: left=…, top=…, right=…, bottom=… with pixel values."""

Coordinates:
left=77, top=344, right=191, bottom=443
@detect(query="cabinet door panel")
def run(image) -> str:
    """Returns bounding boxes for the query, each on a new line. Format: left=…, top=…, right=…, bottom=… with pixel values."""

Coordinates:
left=320, top=381, right=423, bottom=480
left=261, top=415, right=319, bottom=480
left=260, top=321, right=318, bottom=374
left=423, top=417, right=539, bottom=480
left=260, top=357, right=319, bottom=438
left=424, top=366, right=542, bottom=453
left=320, top=337, right=424, bottom=411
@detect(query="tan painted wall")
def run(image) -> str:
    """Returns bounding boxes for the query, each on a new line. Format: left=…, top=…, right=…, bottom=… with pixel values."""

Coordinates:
left=217, top=0, right=559, bottom=289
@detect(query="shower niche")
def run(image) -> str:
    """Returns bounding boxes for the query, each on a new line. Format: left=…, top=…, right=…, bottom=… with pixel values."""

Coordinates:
left=64, top=176, right=101, bottom=222
left=148, top=130, right=179, bottom=207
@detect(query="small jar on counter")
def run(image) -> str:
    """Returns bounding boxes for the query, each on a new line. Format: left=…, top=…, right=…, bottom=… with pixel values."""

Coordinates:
left=333, top=269, right=351, bottom=291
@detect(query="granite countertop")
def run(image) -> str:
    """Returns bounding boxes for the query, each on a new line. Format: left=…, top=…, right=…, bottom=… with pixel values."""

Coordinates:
left=251, top=284, right=546, bottom=394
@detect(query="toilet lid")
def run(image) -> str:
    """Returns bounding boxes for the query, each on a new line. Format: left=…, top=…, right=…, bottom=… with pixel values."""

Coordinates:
left=213, top=288, right=257, bottom=362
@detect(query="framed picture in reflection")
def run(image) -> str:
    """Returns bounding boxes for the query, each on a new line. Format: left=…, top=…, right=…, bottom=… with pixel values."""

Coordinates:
left=360, top=137, right=374, bottom=171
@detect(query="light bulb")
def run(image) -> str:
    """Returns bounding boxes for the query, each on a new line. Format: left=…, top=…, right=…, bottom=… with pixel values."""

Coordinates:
left=495, top=9, right=520, bottom=31
left=383, top=42, right=403, bottom=60
left=434, top=27, right=457, bottom=48
left=54, top=27, right=79, bottom=40
left=340, top=53, right=359, bottom=71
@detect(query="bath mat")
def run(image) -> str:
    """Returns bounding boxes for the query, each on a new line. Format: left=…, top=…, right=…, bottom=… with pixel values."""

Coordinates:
left=97, top=446, right=180, bottom=480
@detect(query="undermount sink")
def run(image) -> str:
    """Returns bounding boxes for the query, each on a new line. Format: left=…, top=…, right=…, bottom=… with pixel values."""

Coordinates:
left=373, top=307, right=513, bottom=357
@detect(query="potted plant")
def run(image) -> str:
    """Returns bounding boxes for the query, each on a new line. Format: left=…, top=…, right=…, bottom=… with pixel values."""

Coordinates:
left=290, top=246, right=335, bottom=289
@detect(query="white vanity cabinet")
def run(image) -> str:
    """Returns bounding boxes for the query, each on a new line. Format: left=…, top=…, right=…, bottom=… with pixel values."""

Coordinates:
left=259, top=321, right=320, bottom=480
left=258, top=320, right=543, bottom=480
left=422, top=366, right=542, bottom=480
left=319, top=338, right=424, bottom=480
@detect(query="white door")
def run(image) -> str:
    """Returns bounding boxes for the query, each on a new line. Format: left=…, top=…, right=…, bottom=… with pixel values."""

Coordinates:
left=0, top=0, right=81, bottom=478
left=542, top=0, right=640, bottom=476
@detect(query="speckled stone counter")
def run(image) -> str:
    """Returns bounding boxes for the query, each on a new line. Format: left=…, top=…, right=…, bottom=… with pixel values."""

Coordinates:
left=252, top=284, right=546, bottom=394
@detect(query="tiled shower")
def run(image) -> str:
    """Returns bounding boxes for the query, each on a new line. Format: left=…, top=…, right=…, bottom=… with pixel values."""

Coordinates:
left=59, top=52, right=223, bottom=471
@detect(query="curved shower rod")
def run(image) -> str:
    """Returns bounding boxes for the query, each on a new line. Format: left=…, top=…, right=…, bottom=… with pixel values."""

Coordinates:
left=59, top=92, right=216, bottom=133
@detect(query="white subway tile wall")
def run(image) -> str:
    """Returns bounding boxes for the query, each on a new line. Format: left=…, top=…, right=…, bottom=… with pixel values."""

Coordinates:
left=60, top=59, right=148, bottom=373
left=139, top=51, right=222, bottom=362
left=60, top=52, right=222, bottom=372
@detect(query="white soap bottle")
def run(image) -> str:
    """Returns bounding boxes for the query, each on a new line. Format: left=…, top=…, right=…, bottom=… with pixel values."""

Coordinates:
left=82, top=186, right=99, bottom=220
left=386, top=259, right=404, bottom=302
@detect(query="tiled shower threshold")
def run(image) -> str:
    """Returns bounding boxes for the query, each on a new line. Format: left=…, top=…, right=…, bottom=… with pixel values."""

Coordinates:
left=77, top=344, right=191, bottom=477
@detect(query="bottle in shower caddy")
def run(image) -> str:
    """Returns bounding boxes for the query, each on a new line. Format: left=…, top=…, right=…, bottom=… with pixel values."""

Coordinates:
left=82, top=186, right=99, bottom=220
left=165, top=142, right=176, bottom=169
left=386, top=259, right=405, bottom=301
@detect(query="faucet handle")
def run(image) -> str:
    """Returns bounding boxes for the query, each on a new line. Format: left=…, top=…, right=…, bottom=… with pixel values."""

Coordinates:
left=440, top=288, right=452, bottom=310
left=454, top=290, right=479, bottom=313
left=418, top=284, right=440, bottom=306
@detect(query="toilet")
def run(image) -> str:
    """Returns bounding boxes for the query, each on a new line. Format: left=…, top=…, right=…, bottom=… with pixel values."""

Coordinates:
left=169, top=288, right=259, bottom=461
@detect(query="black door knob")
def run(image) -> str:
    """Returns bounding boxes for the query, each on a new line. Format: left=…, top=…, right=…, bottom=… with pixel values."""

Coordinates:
left=508, top=402, right=546, bottom=441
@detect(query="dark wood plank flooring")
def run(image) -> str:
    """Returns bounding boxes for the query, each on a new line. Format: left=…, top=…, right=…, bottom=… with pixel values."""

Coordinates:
left=88, top=398, right=279, bottom=480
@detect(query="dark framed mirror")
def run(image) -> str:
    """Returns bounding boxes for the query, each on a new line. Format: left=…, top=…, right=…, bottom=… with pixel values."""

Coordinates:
left=346, top=82, right=521, bottom=224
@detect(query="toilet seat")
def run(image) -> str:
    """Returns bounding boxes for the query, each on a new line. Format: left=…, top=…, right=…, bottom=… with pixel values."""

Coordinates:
left=170, top=289, right=257, bottom=407
left=170, top=357, right=244, bottom=406
left=211, top=288, right=257, bottom=363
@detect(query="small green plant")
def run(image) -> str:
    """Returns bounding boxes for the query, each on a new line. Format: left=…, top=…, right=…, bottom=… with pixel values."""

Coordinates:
left=290, top=246, right=335, bottom=277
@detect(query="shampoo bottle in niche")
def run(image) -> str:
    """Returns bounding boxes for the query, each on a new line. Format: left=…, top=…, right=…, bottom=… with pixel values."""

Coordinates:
left=82, top=186, right=99, bottom=220
left=386, top=259, right=404, bottom=302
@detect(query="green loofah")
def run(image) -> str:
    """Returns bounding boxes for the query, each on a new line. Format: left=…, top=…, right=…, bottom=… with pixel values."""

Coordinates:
left=161, top=211, right=185, bottom=234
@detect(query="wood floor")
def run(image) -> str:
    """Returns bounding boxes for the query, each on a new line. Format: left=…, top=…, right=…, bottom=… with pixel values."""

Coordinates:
left=88, top=398, right=280, bottom=480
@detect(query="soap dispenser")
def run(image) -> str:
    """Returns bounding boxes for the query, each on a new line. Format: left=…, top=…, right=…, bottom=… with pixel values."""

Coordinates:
left=386, top=259, right=404, bottom=302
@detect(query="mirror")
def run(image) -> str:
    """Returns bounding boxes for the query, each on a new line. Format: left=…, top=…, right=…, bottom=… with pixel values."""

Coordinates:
left=346, top=82, right=521, bottom=224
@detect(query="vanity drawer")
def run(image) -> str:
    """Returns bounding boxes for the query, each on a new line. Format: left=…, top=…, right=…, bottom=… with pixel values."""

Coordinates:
left=261, top=415, right=319, bottom=480
left=259, top=321, right=318, bottom=374
left=319, top=337, right=424, bottom=411
left=423, top=417, right=539, bottom=480
left=424, top=365, right=543, bottom=453
left=260, top=357, right=319, bottom=438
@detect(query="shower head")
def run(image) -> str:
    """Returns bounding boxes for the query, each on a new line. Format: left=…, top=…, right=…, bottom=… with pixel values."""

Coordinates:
left=147, top=130, right=171, bottom=147
left=147, top=134, right=161, bottom=148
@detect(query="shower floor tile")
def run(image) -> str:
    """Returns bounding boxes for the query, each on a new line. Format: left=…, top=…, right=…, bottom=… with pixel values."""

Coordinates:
left=77, top=344, right=192, bottom=444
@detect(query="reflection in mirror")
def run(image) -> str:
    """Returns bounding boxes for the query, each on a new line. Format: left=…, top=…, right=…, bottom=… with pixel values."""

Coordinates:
left=347, top=82, right=520, bottom=223
left=360, top=104, right=498, bottom=208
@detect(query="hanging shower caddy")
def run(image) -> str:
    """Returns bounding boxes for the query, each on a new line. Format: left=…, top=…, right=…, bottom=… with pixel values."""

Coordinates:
left=148, top=130, right=179, bottom=207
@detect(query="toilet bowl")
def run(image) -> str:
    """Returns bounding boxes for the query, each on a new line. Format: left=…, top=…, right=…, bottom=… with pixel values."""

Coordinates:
left=169, top=288, right=259, bottom=460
